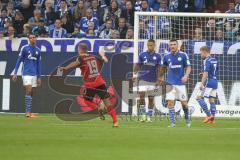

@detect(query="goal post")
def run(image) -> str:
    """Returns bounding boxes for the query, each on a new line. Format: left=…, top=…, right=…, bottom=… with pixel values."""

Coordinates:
left=132, top=12, right=240, bottom=117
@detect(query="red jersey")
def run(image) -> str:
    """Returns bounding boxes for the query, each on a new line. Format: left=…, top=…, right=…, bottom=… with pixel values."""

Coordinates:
left=77, top=54, right=106, bottom=88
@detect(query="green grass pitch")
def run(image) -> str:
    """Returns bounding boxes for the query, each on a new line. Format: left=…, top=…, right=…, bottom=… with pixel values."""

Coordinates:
left=0, top=114, right=240, bottom=160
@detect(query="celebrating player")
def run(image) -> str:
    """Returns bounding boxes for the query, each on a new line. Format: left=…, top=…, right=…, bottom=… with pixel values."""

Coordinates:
left=59, top=44, right=118, bottom=127
left=196, top=46, right=218, bottom=124
left=159, top=39, right=191, bottom=128
left=12, top=33, right=41, bottom=118
left=133, top=39, right=161, bottom=122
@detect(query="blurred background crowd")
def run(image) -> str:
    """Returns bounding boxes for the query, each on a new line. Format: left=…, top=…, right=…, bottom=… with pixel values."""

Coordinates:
left=0, top=0, right=239, bottom=40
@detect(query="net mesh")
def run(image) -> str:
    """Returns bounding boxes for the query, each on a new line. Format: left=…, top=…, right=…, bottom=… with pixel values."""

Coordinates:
left=134, top=13, right=240, bottom=116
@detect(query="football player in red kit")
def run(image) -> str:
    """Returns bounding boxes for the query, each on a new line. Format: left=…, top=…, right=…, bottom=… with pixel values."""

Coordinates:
left=59, top=43, right=118, bottom=127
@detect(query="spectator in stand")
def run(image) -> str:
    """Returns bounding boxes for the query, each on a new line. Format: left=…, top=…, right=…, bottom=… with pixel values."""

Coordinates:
left=139, top=19, right=150, bottom=39
left=225, top=2, right=237, bottom=25
left=169, top=0, right=179, bottom=12
left=178, top=0, right=195, bottom=12
left=91, top=0, right=105, bottom=26
left=118, top=17, right=127, bottom=39
left=56, top=0, right=72, bottom=19
left=0, top=8, right=12, bottom=29
left=111, top=29, right=120, bottom=39
left=235, top=0, right=240, bottom=13
left=13, top=10, right=25, bottom=35
left=139, top=0, right=153, bottom=12
left=224, top=22, right=235, bottom=40
left=53, top=0, right=72, bottom=12
left=120, top=0, right=135, bottom=26
left=49, top=19, right=67, bottom=38
left=42, top=0, right=57, bottom=27
left=193, top=27, right=203, bottom=41
left=86, top=28, right=98, bottom=39
left=32, top=18, right=49, bottom=36
left=70, top=26, right=85, bottom=38
left=226, top=2, right=236, bottom=14
left=4, top=18, right=13, bottom=32
left=6, top=1, right=15, bottom=18
left=126, top=26, right=134, bottom=39
left=159, top=0, right=168, bottom=12
left=99, top=19, right=114, bottom=39
left=38, top=27, right=49, bottom=37
left=134, top=0, right=141, bottom=11
left=81, top=21, right=98, bottom=36
left=103, top=0, right=121, bottom=29
left=61, top=14, right=74, bottom=33
left=5, top=26, right=16, bottom=39
left=15, top=0, right=35, bottom=23
left=72, top=0, right=86, bottom=27
left=28, top=9, right=42, bottom=28
left=215, top=10, right=224, bottom=30
left=205, top=18, right=216, bottom=40
left=215, top=29, right=224, bottom=41
left=79, top=8, right=99, bottom=33
left=18, top=23, right=31, bottom=37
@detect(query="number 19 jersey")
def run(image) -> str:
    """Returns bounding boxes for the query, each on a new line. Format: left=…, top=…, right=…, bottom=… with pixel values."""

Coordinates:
left=77, top=54, right=106, bottom=88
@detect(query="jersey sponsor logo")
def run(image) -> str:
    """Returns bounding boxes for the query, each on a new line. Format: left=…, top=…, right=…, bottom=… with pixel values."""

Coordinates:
left=27, top=54, right=38, bottom=60
left=170, top=65, right=181, bottom=68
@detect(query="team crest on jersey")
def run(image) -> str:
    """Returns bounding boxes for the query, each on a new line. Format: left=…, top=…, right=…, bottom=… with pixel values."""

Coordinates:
left=153, top=56, right=157, bottom=60
left=178, top=57, right=182, bottom=61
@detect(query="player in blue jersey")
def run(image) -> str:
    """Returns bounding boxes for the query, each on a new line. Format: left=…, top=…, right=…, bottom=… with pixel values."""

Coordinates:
left=196, top=46, right=218, bottom=124
left=12, top=33, right=41, bottom=118
left=158, top=39, right=191, bottom=128
left=133, top=39, right=162, bottom=122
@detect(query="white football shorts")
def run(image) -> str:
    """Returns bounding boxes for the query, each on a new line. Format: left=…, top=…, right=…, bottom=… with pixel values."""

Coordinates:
left=22, top=76, right=37, bottom=87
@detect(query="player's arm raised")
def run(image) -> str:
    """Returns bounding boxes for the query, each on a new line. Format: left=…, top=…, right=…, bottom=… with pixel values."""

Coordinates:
left=59, top=57, right=81, bottom=72
left=99, top=50, right=108, bottom=63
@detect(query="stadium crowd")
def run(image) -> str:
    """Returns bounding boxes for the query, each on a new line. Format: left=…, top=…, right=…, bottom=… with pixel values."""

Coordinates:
left=0, top=0, right=239, bottom=39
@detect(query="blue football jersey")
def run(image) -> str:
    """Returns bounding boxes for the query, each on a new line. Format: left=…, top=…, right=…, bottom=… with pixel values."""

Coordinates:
left=14, top=44, right=41, bottom=77
left=162, top=51, right=191, bottom=85
left=203, top=56, right=218, bottom=89
left=138, top=51, right=161, bottom=82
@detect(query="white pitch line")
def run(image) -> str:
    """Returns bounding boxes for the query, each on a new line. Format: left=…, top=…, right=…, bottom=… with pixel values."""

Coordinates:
left=50, top=123, right=240, bottom=131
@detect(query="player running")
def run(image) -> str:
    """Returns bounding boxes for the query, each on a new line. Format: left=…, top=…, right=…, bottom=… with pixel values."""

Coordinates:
left=12, top=33, right=41, bottom=118
left=133, top=39, right=162, bottom=122
left=158, top=39, right=191, bottom=128
left=59, top=44, right=118, bottom=127
left=196, top=46, right=218, bottom=124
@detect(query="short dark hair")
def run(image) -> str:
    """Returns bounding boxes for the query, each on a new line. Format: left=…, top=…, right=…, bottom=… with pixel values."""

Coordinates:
left=148, top=39, right=155, bottom=43
left=28, top=32, right=37, bottom=38
left=169, top=39, right=178, bottom=43
left=141, top=0, right=148, bottom=4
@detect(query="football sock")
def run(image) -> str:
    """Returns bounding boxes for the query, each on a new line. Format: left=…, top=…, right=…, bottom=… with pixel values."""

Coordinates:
left=210, top=102, right=216, bottom=116
left=25, top=95, right=32, bottom=113
left=106, top=106, right=117, bottom=123
left=197, top=99, right=211, bottom=117
left=168, top=108, right=175, bottom=124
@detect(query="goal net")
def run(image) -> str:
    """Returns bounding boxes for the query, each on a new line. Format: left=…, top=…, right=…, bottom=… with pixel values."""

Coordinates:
left=132, top=12, right=240, bottom=117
